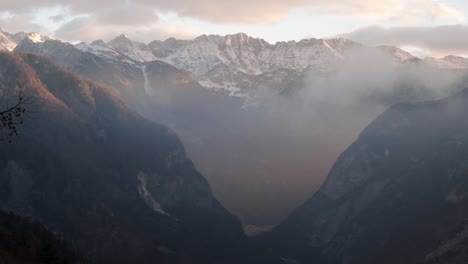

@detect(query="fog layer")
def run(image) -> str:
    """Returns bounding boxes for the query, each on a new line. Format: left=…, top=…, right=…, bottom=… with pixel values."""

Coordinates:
left=137, top=46, right=466, bottom=226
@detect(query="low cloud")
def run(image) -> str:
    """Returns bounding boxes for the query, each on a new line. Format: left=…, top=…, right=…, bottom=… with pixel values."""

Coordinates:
left=316, top=0, right=463, bottom=21
left=341, top=24, right=468, bottom=57
left=0, top=14, right=48, bottom=34
left=152, top=46, right=464, bottom=224
left=134, top=0, right=463, bottom=24
left=49, top=14, right=65, bottom=23
left=54, top=16, right=196, bottom=43
left=95, top=4, right=158, bottom=26
left=54, top=17, right=106, bottom=42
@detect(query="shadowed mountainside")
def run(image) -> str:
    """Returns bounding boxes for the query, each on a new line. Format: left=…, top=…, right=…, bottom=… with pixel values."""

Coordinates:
left=0, top=52, right=279, bottom=264
left=260, top=88, right=468, bottom=263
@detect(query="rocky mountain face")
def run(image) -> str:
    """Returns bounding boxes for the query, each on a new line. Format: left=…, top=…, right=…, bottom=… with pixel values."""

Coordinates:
left=3, top=29, right=468, bottom=95
left=260, top=88, right=468, bottom=264
left=149, top=34, right=355, bottom=90
left=75, top=33, right=420, bottom=94
left=0, top=52, right=278, bottom=264
left=150, top=34, right=416, bottom=76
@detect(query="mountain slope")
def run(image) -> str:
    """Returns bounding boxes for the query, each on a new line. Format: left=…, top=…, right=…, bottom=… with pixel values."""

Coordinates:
left=14, top=37, right=152, bottom=111
left=260, top=88, right=468, bottom=264
left=0, top=52, right=278, bottom=264
left=0, top=30, right=16, bottom=51
left=0, top=211, right=81, bottom=264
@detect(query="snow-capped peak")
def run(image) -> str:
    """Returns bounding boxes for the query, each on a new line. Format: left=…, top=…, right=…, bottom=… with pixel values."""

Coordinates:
left=0, top=30, right=53, bottom=51
left=443, top=55, right=468, bottom=65
left=26, top=33, right=51, bottom=43
left=109, top=34, right=131, bottom=44
left=75, top=39, right=138, bottom=65
left=107, top=34, right=156, bottom=62
left=119, top=33, right=129, bottom=39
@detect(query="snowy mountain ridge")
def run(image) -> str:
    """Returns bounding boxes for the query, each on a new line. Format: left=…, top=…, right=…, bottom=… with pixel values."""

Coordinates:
left=3, top=28, right=468, bottom=94
left=149, top=34, right=365, bottom=75
left=75, top=32, right=467, bottom=92
left=424, top=55, right=468, bottom=69
left=0, top=29, right=51, bottom=51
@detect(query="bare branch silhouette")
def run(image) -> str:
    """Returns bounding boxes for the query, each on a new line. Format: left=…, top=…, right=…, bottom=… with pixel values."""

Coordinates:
left=0, top=89, right=27, bottom=142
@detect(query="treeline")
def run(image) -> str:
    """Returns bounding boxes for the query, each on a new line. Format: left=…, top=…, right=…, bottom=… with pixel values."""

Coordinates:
left=0, top=210, right=83, bottom=264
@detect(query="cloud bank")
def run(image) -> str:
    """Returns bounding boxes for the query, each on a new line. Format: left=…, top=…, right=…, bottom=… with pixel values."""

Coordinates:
left=341, top=24, right=468, bottom=57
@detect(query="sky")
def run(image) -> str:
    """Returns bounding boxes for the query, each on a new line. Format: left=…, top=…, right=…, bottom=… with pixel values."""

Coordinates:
left=1, top=0, right=468, bottom=56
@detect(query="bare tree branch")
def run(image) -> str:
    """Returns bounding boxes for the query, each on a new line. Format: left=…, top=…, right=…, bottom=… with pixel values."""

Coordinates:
left=0, top=89, right=27, bottom=142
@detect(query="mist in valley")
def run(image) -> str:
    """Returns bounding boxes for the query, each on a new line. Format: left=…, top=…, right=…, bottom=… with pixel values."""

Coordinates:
left=139, top=47, right=466, bottom=226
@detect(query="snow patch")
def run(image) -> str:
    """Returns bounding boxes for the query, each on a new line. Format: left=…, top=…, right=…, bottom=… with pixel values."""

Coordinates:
left=137, top=172, right=169, bottom=216
left=0, top=32, right=16, bottom=51
left=141, top=65, right=153, bottom=95
left=198, top=79, right=245, bottom=96
left=108, top=35, right=157, bottom=62
left=27, top=33, right=50, bottom=43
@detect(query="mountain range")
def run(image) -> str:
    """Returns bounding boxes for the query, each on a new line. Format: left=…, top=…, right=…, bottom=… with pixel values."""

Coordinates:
left=2, top=28, right=468, bottom=264
left=4, top=28, right=468, bottom=226
left=3, top=29, right=468, bottom=95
